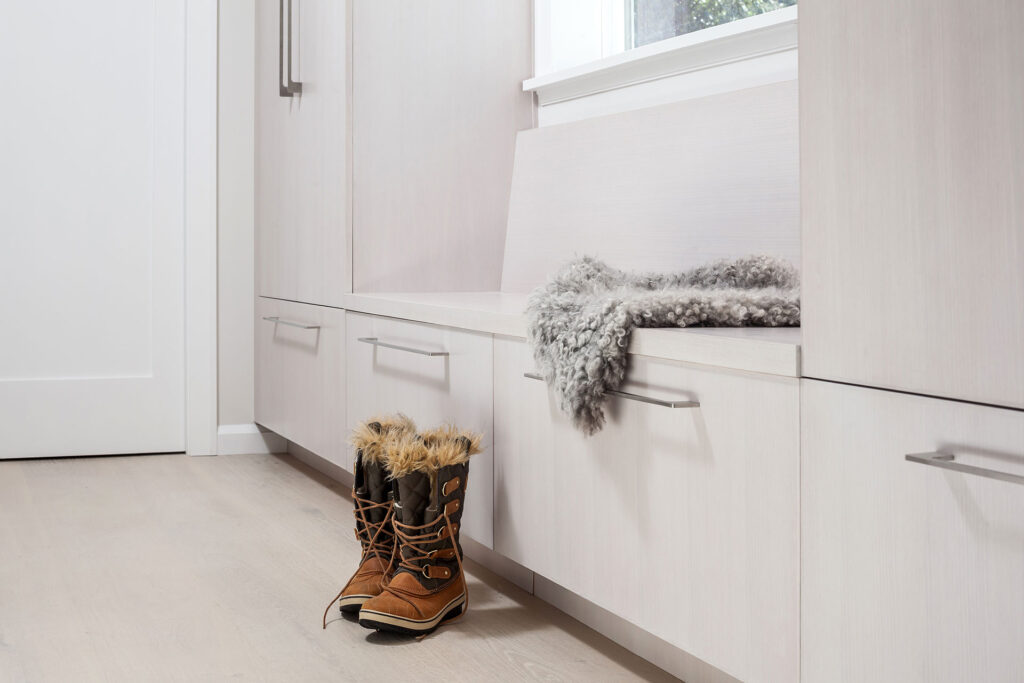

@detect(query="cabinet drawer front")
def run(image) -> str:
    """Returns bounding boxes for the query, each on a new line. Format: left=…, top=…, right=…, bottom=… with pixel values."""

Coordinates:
left=345, top=312, right=494, bottom=548
left=255, top=298, right=345, bottom=465
left=802, top=379, right=1024, bottom=683
left=493, top=337, right=799, bottom=683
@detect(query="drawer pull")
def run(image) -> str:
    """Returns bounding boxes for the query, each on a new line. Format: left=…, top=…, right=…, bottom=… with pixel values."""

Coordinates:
left=905, top=452, right=1024, bottom=486
left=358, top=337, right=449, bottom=357
left=262, top=316, right=319, bottom=330
left=523, top=372, right=699, bottom=409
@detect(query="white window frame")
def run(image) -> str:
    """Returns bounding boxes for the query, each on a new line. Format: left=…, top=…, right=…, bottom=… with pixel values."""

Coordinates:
left=527, top=2, right=797, bottom=123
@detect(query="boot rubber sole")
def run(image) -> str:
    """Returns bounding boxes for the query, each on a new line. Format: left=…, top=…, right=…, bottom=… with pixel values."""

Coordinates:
left=357, top=593, right=466, bottom=636
left=338, top=594, right=374, bottom=613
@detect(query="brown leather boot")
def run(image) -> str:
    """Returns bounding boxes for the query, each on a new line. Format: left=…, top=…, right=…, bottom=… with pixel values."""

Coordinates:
left=358, top=427, right=481, bottom=636
left=322, top=415, right=415, bottom=627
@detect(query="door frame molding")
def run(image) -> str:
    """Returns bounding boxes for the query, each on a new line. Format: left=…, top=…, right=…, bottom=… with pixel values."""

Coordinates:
left=185, top=0, right=218, bottom=456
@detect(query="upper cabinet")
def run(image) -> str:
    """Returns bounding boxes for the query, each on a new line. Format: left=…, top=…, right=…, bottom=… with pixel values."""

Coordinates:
left=351, top=0, right=534, bottom=293
left=256, top=0, right=350, bottom=307
left=800, top=0, right=1024, bottom=408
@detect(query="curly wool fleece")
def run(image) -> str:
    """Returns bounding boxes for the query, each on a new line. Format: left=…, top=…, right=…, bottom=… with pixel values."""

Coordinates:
left=526, top=255, right=800, bottom=435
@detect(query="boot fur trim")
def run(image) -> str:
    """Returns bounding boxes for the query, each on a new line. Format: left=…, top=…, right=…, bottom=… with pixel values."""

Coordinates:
left=386, top=426, right=482, bottom=478
left=350, top=414, right=417, bottom=465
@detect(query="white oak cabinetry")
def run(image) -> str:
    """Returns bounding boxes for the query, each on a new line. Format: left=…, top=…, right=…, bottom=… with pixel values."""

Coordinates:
left=255, top=298, right=346, bottom=467
left=255, top=0, right=349, bottom=306
left=802, top=379, right=1024, bottom=683
left=345, top=313, right=494, bottom=548
left=493, top=336, right=800, bottom=683
left=351, top=0, right=534, bottom=292
left=800, top=0, right=1024, bottom=408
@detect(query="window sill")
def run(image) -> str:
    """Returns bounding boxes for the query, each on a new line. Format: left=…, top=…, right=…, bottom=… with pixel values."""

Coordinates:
left=523, top=6, right=797, bottom=107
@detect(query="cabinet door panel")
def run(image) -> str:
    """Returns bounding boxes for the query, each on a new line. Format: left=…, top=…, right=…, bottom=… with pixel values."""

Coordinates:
left=255, top=298, right=345, bottom=466
left=255, top=0, right=348, bottom=305
left=352, top=0, right=533, bottom=292
left=345, top=313, right=493, bottom=548
left=494, top=337, right=799, bottom=683
left=801, top=0, right=1024, bottom=408
left=802, top=379, right=1024, bottom=683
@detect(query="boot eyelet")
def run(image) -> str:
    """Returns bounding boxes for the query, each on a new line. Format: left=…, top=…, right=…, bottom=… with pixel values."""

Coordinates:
left=421, top=565, right=432, bottom=578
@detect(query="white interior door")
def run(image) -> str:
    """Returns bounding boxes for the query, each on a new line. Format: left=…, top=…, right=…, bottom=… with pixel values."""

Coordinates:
left=0, top=1, right=186, bottom=458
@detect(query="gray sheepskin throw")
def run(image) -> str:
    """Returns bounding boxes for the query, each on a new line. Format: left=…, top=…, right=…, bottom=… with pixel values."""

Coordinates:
left=526, top=255, right=800, bottom=435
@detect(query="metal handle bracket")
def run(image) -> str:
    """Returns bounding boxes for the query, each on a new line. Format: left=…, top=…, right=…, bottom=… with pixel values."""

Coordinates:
left=523, top=372, right=699, bottom=408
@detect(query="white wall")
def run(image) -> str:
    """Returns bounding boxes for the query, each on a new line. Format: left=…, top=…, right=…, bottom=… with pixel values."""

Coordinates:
left=217, top=0, right=255, bottom=428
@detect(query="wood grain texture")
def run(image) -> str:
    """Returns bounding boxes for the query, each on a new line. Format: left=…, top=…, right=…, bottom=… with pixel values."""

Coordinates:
left=256, top=0, right=349, bottom=306
left=0, top=452, right=678, bottom=683
left=340, top=292, right=802, bottom=375
left=351, top=0, right=534, bottom=293
left=345, top=312, right=494, bottom=548
left=500, top=81, right=800, bottom=293
left=255, top=297, right=346, bottom=467
left=801, top=379, right=1024, bottom=683
left=800, top=0, right=1024, bottom=408
left=493, top=336, right=800, bottom=682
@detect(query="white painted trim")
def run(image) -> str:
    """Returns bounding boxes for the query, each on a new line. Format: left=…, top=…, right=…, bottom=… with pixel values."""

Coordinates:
left=524, top=6, right=797, bottom=107
left=185, top=0, right=219, bottom=456
left=217, top=423, right=287, bottom=455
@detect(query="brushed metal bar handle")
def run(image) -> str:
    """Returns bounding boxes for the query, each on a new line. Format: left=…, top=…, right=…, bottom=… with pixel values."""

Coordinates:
left=359, top=337, right=449, bottom=357
left=263, top=316, right=319, bottom=330
left=523, top=372, right=700, bottom=408
left=278, top=0, right=291, bottom=96
left=285, top=0, right=302, bottom=95
left=905, top=452, right=1024, bottom=486
left=278, top=0, right=302, bottom=96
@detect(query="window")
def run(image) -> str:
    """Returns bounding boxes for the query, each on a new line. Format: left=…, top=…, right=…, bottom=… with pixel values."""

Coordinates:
left=528, top=0, right=798, bottom=123
left=628, top=0, right=796, bottom=49
left=533, top=0, right=797, bottom=77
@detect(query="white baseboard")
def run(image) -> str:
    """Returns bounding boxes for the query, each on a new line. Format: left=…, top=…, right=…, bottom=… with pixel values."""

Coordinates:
left=216, top=423, right=287, bottom=455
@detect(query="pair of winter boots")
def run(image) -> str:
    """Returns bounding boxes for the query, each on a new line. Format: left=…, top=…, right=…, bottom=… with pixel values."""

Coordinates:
left=323, top=415, right=481, bottom=637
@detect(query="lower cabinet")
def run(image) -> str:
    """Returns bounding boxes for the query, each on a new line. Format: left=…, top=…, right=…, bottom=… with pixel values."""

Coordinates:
left=802, top=379, right=1024, bottom=683
left=345, top=312, right=494, bottom=548
left=492, top=336, right=800, bottom=683
left=255, top=297, right=346, bottom=466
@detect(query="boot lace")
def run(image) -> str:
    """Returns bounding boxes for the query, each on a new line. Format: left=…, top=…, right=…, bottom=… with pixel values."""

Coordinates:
left=321, top=492, right=395, bottom=629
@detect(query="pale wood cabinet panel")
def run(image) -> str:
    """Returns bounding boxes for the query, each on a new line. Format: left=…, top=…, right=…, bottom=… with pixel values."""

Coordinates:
left=351, top=0, right=534, bottom=292
left=255, top=298, right=346, bottom=467
left=802, top=379, right=1024, bottom=683
left=345, top=313, right=494, bottom=548
left=800, top=0, right=1024, bottom=408
left=255, top=0, right=349, bottom=306
left=493, top=336, right=799, bottom=683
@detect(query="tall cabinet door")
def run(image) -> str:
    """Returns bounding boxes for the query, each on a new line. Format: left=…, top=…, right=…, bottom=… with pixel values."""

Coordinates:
left=352, top=0, right=534, bottom=292
left=800, top=0, right=1024, bottom=409
left=256, top=0, right=349, bottom=307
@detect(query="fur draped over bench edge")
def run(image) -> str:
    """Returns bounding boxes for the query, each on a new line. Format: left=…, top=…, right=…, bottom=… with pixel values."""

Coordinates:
left=525, top=255, right=800, bottom=435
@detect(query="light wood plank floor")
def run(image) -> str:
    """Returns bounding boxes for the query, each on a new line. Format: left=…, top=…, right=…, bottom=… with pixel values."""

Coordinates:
left=0, top=453, right=678, bottom=682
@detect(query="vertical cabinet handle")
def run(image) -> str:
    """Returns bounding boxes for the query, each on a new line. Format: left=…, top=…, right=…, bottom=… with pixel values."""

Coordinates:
left=278, top=0, right=302, bottom=97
